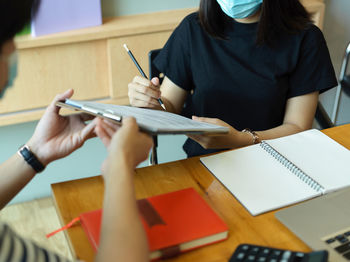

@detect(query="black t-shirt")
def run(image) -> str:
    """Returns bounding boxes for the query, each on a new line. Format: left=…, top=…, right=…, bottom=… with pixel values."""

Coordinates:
left=154, top=13, right=338, bottom=158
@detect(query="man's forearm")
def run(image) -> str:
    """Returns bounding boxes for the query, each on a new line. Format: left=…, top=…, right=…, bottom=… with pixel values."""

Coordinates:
left=0, top=154, right=36, bottom=210
left=96, top=159, right=149, bottom=262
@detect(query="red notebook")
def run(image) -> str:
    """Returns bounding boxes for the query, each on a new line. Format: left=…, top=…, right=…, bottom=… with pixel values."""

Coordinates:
left=80, top=188, right=228, bottom=260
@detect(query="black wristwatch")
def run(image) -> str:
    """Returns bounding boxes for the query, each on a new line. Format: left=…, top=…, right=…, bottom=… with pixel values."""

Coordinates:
left=18, top=145, right=45, bottom=173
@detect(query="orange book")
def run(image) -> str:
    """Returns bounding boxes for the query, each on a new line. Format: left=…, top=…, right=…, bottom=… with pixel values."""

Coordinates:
left=80, top=188, right=228, bottom=260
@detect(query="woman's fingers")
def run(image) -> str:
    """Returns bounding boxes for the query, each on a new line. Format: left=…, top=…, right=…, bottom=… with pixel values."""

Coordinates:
left=129, top=82, right=160, bottom=98
left=129, top=90, right=161, bottom=107
left=128, top=76, right=161, bottom=107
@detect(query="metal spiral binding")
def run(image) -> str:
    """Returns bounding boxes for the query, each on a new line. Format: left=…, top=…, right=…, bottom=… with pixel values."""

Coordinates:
left=260, top=141, right=325, bottom=193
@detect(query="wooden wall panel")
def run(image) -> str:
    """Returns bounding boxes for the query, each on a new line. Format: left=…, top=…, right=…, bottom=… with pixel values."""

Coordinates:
left=0, top=40, right=109, bottom=115
left=302, top=0, right=326, bottom=30
left=107, top=31, right=172, bottom=99
left=0, top=8, right=194, bottom=126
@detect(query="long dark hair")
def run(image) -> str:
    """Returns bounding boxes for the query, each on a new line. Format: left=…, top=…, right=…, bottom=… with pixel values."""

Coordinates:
left=0, top=0, right=41, bottom=48
left=199, top=0, right=312, bottom=44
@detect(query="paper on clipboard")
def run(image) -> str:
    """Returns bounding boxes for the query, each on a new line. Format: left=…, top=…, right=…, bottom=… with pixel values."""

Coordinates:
left=56, top=99, right=229, bottom=135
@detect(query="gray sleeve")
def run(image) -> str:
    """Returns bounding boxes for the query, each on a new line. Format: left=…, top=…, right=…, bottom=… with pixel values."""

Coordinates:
left=0, top=223, right=72, bottom=262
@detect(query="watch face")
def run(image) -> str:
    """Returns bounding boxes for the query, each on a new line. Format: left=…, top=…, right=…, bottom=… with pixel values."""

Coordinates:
left=18, top=146, right=30, bottom=157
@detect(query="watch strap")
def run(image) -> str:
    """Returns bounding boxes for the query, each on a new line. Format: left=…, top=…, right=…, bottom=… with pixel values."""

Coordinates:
left=18, top=145, right=45, bottom=173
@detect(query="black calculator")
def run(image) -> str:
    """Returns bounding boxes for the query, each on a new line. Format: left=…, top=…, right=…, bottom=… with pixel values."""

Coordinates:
left=229, top=244, right=328, bottom=262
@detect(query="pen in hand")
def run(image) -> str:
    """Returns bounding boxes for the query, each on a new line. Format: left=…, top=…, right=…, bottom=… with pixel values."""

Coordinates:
left=123, top=44, right=166, bottom=111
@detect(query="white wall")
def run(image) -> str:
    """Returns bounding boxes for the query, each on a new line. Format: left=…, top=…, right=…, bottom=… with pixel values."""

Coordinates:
left=320, top=0, right=350, bottom=125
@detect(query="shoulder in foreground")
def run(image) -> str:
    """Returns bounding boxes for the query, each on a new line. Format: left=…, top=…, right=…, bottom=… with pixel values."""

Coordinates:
left=302, top=23, right=325, bottom=42
left=182, top=12, right=200, bottom=25
left=175, top=12, right=201, bottom=33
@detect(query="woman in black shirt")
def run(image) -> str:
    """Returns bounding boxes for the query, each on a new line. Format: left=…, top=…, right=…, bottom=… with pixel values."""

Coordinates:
left=128, top=0, right=337, bottom=157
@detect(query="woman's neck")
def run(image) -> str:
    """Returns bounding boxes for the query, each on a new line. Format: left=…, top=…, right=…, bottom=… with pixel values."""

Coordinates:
left=234, top=8, right=261, bottom=24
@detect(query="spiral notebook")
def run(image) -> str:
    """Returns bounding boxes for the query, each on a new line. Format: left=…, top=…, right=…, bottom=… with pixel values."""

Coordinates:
left=200, top=129, right=350, bottom=216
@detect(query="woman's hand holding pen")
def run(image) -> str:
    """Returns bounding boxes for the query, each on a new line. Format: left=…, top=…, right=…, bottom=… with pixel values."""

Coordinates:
left=128, top=76, right=163, bottom=109
left=188, top=116, right=254, bottom=149
left=124, top=44, right=166, bottom=110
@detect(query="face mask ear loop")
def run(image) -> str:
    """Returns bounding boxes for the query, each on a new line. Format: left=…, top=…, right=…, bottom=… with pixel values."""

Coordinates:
left=7, top=51, right=18, bottom=83
left=0, top=51, right=18, bottom=99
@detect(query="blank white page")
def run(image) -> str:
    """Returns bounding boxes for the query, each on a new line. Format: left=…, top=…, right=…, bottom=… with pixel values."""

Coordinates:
left=267, top=129, right=350, bottom=193
left=200, top=144, right=320, bottom=216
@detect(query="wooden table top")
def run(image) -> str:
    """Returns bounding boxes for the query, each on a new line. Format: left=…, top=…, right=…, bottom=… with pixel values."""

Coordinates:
left=51, top=124, right=350, bottom=262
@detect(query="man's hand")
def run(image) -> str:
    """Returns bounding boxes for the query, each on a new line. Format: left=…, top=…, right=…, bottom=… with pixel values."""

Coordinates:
left=94, top=118, right=120, bottom=147
left=27, top=89, right=97, bottom=166
left=98, top=117, right=153, bottom=176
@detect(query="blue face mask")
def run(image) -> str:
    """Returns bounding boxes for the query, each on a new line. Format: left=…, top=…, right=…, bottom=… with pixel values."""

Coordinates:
left=216, top=0, right=263, bottom=19
left=0, top=51, right=18, bottom=99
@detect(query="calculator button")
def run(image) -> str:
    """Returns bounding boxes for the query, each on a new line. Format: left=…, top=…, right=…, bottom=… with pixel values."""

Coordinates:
left=325, top=238, right=336, bottom=244
left=335, top=242, right=350, bottom=254
left=270, top=250, right=282, bottom=260
left=343, top=251, right=350, bottom=260
left=272, top=250, right=282, bottom=256
left=246, top=255, right=256, bottom=261
left=338, top=237, right=349, bottom=244
left=344, top=231, right=350, bottom=237
left=251, top=247, right=260, bottom=254
left=262, top=248, right=270, bottom=255
left=236, top=252, right=245, bottom=260
left=241, top=245, right=249, bottom=251
left=257, top=257, right=266, bottom=262
left=293, top=252, right=305, bottom=262
left=269, top=259, right=278, bottom=262
left=336, top=235, right=349, bottom=243
left=282, top=251, right=292, bottom=259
